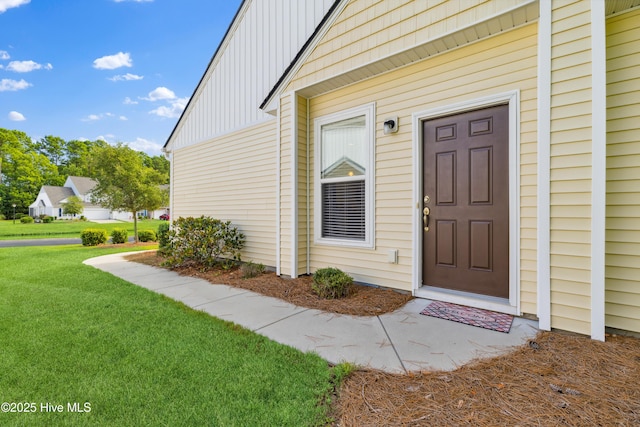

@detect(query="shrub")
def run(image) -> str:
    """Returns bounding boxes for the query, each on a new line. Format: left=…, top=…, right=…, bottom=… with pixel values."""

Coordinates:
left=157, top=222, right=171, bottom=255
left=312, top=267, right=353, bottom=299
left=79, top=215, right=87, bottom=221
left=163, top=216, right=245, bottom=270
left=15, top=213, right=25, bottom=220
left=81, top=228, right=108, bottom=246
left=42, top=215, right=54, bottom=223
left=0, top=213, right=5, bottom=220
left=138, top=229, right=157, bottom=242
left=111, top=228, right=128, bottom=244
left=20, top=216, right=34, bottom=224
left=240, top=261, right=266, bottom=279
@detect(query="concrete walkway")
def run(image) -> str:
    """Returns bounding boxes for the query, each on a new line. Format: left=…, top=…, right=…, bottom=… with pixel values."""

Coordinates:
left=84, top=253, right=539, bottom=374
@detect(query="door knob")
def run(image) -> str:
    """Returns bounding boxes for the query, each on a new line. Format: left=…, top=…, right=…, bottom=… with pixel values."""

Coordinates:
left=423, top=207, right=430, bottom=232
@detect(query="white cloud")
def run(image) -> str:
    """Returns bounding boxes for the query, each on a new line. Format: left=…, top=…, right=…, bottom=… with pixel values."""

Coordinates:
left=0, top=78, right=31, bottom=91
left=0, top=50, right=9, bottom=59
left=5, top=60, right=52, bottom=72
left=119, top=116, right=128, bottom=121
left=108, top=73, right=143, bottom=82
left=123, top=96, right=138, bottom=105
left=96, top=134, right=115, bottom=143
left=143, top=86, right=176, bottom=101
left=8, top=111, right=25, bottom=121
left=126, top=137, right=162, bottom=155
left=149, top=96, right=188, bottom=119
left=93, top=52, right=132, bottom=70
left=82, top=113, right=115, bottom=122
left=0, top=0, right=30, bottom=14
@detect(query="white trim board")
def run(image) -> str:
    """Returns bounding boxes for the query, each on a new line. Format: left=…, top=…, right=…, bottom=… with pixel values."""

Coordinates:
left=291, top=92, right=299, bottom=278
left=412, top=91, right=521, bottom=316
left=536, top=0, right=552, bottom=331
left=590, top=0, right=607, bottom=342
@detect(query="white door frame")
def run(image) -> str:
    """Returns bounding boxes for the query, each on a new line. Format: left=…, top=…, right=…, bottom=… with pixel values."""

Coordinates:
left=411, top=90, right=521, bottom=315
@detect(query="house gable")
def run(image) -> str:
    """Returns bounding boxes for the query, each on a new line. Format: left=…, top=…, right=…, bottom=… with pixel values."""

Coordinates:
left=164, top=0, right=338, bottom=152
left=65, top=176, right=97, bottom=200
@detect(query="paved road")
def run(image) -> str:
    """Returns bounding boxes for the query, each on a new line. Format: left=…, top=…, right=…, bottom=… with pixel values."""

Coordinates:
left=0, top=237, right=135, bottom=248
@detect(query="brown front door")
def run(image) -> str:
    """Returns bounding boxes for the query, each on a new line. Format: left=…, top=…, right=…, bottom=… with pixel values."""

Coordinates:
left=422, top=104, right=509, bottom=298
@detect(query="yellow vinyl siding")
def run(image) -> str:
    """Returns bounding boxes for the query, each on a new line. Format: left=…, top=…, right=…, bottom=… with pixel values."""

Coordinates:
left=172, top=120, right=277, bottom=267
left=605, top=8, right=640, bottom=333
left=294, top=23, right=538, bottom=303
left=294, top=0, right=529, bottom=91
left=297, top=95, right=309, bottom=276
left=548, top=0, right=595, bottom=336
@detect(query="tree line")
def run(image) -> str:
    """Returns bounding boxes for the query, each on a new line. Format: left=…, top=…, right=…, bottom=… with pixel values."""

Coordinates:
left=0, top=128, right=169, bottom=220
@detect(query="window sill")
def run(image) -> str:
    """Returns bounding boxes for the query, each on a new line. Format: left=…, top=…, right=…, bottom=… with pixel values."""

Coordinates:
left=314, top=237, right=374, bottom=250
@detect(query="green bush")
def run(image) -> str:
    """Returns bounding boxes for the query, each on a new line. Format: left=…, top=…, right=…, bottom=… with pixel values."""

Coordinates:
left=138, top=229, right=157, bottom=242
left=20, top=216, right=34, bottom=224
left=111, top=228, right=128, bottom=244
left=15, top=213, right=25, bottom=220
left=0, top=214, right=5, bottom=220
left=81, top=228, right=108, bottom=246
left=240, top=261, right=266, bottom=279
left=163, top=216, right=245, bottom=270
left=311, top=267, right=353, bottom=299
left=157, top=222, right=171, bottom=255
left=42, top=215, right=54, bottom=223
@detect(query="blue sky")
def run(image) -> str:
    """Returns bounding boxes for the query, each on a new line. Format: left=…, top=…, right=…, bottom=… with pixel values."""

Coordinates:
left=0, top=0, right=242, bottom=155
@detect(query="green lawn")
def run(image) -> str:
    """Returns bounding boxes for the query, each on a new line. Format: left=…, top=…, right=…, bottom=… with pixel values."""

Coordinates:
left=0, top=245, right=341, bottom=426
left=0, top=219, right=166, bottom=240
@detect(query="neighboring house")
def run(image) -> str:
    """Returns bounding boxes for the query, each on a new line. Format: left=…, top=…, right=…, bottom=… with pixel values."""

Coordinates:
left=163, top=0, right=640, bottom=339
left=29, top=185, right=75, bottom=219
left=29, top=176, right=168, bottom=220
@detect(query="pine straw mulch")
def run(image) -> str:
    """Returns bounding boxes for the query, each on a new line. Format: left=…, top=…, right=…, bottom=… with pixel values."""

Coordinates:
left=334, top=331, right=640, bottom=426
left=125, top=251, right=640, bottom=426
left=123, top=251, right=413, bottom=316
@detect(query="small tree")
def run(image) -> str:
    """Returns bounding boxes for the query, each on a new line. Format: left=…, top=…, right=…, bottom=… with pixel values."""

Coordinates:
left=63, top=195, right=84, bottom=216
left=89, top=143, right=168, bottom=242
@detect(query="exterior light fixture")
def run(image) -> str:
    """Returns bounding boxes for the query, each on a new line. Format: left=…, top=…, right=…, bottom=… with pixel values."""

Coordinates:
left=383, top=117, right=398, bottom=134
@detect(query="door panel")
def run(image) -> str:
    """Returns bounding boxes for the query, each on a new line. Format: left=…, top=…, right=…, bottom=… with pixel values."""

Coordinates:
left=423, top=104, right=509, bottom=298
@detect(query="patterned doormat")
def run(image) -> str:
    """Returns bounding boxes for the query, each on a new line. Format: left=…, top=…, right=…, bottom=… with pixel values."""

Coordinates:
left=420, top=301, right=514, bottom=333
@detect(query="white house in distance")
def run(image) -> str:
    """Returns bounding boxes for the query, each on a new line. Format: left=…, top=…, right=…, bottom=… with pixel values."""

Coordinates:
left=29, top=176, right=168, bottom=220
left=164, top=0, right=640, bottom=340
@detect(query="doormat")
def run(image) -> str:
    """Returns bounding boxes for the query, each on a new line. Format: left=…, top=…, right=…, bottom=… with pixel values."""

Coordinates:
left=420, top=301, right=514, bottom=333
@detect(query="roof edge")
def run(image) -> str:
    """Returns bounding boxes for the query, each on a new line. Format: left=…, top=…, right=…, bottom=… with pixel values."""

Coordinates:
left=164, top=0, right=250, bottom=150
left=259, top=0, right=346, bottom=112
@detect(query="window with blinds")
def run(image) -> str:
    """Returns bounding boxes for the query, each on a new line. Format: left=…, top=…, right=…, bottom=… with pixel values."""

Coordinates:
left=321, top=180, right=365, bottom=240
left=314, top=103, right=374, bottom=247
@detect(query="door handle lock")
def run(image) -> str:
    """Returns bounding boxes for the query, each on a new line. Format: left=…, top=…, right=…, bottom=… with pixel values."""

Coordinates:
left=423, top=207, right=430, bottom=232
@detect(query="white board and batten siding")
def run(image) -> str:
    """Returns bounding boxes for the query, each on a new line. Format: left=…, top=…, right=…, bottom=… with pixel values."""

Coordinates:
left=167, top=0, right=336, bottom=151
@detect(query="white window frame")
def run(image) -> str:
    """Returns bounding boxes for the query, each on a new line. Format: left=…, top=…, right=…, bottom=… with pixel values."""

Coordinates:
left=314, top=102, right=375, bottom=248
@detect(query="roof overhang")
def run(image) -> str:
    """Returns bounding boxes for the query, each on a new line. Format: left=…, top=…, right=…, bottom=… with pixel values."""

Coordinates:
left=262, top=0, right=540, bottom=111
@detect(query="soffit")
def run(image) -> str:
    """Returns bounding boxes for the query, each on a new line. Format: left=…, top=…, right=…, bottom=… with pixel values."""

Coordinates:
left=606, top=0, right=640, bottom=15
left=296, top=1, right=540, bottom=99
